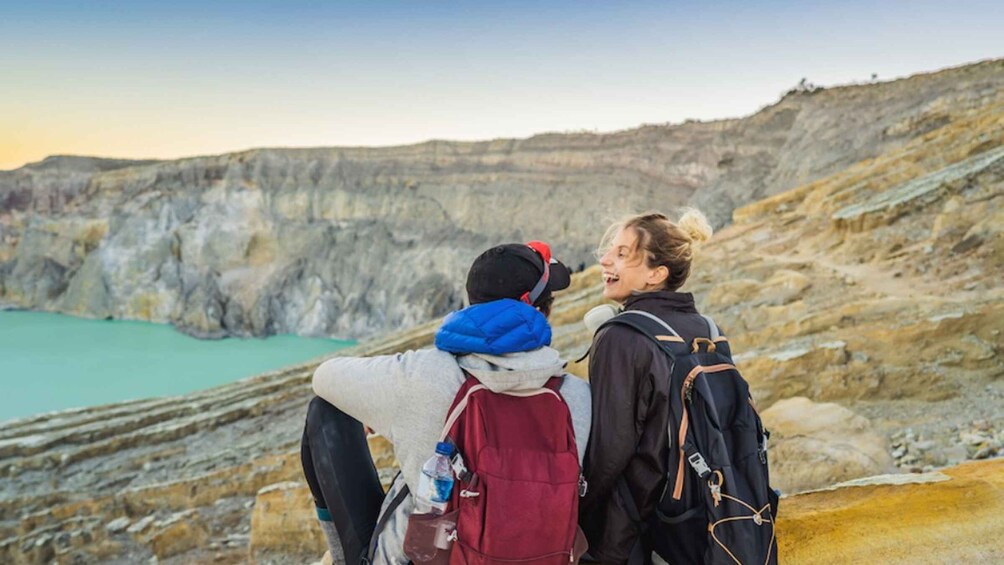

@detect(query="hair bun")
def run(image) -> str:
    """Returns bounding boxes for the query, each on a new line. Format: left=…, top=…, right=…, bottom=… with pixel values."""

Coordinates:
left=677, top=208, right=713, bottom=245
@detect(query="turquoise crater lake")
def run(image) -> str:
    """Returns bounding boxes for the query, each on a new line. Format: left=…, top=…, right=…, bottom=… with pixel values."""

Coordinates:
left=0, top=311, right=354, bottom=422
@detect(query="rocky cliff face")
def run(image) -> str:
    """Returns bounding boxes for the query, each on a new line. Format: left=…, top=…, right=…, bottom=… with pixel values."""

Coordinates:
left=1, top=60, right=1002, bottom=564
left=2, top=60, right=1002, bottom=338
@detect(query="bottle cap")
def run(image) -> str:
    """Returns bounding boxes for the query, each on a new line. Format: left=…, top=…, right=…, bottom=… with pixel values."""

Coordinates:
left=435, top=441, right=454, bottom=456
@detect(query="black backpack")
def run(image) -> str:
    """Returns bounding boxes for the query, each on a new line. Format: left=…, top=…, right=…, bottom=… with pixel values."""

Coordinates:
left=598, top=310, right=778, bottom=565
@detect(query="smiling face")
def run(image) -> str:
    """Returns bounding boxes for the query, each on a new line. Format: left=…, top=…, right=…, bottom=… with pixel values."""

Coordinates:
left=598, top=227, right=669, bottom=303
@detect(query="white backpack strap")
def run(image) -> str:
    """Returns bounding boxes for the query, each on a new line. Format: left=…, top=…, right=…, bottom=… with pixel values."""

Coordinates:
left=701, top=314, right=726, bottom=341
left=500, top=388, right=563, bottom=400
left=619, top=310, right=684, bottom=342
left=440, top=384, right=487, bottom=442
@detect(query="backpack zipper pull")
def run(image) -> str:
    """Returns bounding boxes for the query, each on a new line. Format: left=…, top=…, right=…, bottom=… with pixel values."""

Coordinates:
left=709, top=482, right=722, bottom=507
left=707, top=470, right=724, bottom=507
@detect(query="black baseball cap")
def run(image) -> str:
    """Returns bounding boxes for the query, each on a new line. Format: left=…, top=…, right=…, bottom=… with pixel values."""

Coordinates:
left=466, top=241, right=572, bottom=306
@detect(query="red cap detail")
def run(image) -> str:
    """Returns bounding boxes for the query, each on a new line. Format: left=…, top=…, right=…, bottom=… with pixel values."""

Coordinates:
left=526, top=240, right=551, bottom=263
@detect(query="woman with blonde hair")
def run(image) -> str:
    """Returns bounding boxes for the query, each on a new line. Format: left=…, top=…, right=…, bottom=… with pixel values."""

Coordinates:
left=579, top=209, right=718, bottom=563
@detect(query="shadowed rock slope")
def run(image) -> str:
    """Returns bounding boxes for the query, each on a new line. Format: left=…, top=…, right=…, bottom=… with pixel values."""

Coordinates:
left=2, top=60, right=1002, bottom=339
left=2, top=78, right=1002, bottom=563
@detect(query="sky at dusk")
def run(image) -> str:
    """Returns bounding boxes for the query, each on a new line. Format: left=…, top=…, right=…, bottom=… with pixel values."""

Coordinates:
left=2, top=0, right=1002, bottom=170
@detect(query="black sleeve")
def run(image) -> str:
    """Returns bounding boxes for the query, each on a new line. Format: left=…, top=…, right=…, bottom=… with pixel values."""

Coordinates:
left=581, top=325, right=655, bottom=512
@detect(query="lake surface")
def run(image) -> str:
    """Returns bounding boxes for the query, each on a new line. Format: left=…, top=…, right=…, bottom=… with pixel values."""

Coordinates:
left=0, top=310, right=354, bottom=422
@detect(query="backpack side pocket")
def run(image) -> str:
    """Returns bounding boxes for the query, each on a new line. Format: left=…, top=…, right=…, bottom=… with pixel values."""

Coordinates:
left=404, top=509, right=459, bottom=565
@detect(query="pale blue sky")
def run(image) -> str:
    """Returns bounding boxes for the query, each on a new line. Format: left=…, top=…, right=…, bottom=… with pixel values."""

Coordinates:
left=2, top=0, right=1002, bottom=169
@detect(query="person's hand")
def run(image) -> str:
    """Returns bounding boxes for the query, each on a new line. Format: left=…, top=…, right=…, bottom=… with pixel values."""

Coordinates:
left=364, top=424, right=374, bottom=435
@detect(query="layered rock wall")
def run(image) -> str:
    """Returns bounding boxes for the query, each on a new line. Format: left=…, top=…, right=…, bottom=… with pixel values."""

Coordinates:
left=2, top=60, right=1001, bottom=338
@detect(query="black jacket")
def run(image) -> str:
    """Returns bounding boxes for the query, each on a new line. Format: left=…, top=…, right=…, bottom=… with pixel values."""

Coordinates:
left=580, top=291, right=717, bottom=564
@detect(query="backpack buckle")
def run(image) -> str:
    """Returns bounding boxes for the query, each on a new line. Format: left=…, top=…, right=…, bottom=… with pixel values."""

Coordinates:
left=759, top=430, right=770, bottom=464
left=451, top=452, right=471, bottom=482
left=687, top=452, right=712, bottom=478
left=578, top=474, right=588, bottom=497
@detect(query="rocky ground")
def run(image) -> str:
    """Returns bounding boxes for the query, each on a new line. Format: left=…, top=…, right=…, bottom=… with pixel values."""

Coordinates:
left=875, top=404, right=1004, bottom=471
left=779, top=458, right=1004, bottom=564
left=1, top=62, right=1002, bottom=563
left=0, top=322, right=432, bottom=565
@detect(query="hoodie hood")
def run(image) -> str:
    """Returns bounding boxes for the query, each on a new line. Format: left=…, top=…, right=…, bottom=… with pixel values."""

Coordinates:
left=435, top=298, right=563, bottom=392
left=456, top=348, right=566, bottom=393
left=435, top=299, right=551, bottom=356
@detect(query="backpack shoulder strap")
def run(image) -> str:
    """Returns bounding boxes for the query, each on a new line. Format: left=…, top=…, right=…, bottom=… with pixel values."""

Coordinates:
left=599, top=310, right=689, bottom=358
left=366, top=471, right=409, bottom=563
left=700, top=314, right=726, bottom=340
left=440, top=372, right=488, bottom=442
left=699, top=315, right=732, bottom=359
left=620, top=309, right=682, bottom=338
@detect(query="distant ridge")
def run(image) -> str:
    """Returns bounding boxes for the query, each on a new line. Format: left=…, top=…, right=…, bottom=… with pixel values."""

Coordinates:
left=9, top=155, right=162, bottom=174
left=14, top=58, right=1002, bottom=174
left=1, top=58, right=1002, bottom=340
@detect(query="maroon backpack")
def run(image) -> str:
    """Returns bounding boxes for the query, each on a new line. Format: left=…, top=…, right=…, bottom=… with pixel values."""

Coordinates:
left=404, top=372, right=587, bottom=565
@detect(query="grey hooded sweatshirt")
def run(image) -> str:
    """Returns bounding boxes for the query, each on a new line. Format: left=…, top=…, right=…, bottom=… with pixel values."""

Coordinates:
left=312, top=346, right=591, bottom=564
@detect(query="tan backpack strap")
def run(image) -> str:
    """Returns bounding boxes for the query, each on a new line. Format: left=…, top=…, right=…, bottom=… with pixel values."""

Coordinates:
left=440, top=384, right=487, bottom=442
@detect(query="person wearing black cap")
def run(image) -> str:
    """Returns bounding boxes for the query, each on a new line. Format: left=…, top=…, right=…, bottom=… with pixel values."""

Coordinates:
left=464, top=241, right=571, bottom=315
left=300, top=241, right=590, bottom=565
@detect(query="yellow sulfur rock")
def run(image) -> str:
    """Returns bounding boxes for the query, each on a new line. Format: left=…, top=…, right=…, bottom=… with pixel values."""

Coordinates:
left=248, top=481, right=329, bottom=564
left=146, top=510, right=209, bottom=559
left=777, top=458, right=1004, bottom=564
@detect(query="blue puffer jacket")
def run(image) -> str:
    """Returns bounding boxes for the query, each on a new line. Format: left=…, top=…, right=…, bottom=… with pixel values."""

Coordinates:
left=435, top=299, right=552, bottom=355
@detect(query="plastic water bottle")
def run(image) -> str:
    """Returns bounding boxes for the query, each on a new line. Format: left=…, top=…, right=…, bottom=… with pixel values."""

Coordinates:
left=414, top=441, right=455, bottom=515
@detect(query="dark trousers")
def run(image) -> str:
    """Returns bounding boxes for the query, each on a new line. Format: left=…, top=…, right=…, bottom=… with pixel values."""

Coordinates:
left=301, top=396, right=386, bottom=564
